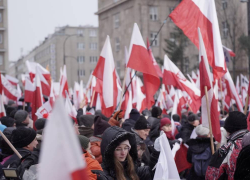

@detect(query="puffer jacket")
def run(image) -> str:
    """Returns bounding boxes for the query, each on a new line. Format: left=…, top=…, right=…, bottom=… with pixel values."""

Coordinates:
left=83, top=152, right=103, bottom=180
left=90, top=136, right=102, bottom=164
left=101, top=126, right=152, bottom=180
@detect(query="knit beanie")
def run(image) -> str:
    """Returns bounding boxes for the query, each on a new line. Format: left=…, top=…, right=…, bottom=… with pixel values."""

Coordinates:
left=14, top=110, right=28, bottom=125
left=151, top=107, right=162, bottom=118
left=11, top=128, right=37, bottom=148
left=134, top=116, right=151, bottom=130
left=79, top=115, right=95, bottom=127
left=0, top=116, right=15, bottom=127
left=224, top=111, right=247, bottom=134
left=172, top=114, right=180, bottom=122
left=129, top=109, right=140, bottom=121
left=34, top=118, right=47, bottom=130
left=195, top=125, right=210, bottom=137
left=78, top=135, right=90, bottom=150
left=93, top=116, right=111, bottom=136
left=187, top=113, right=200, bottom=122
left=160, top=118, right=171, bottom=129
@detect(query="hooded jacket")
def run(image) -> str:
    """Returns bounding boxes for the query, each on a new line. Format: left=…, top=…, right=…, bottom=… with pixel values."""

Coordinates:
left=101, top=126, right=152, bottom=180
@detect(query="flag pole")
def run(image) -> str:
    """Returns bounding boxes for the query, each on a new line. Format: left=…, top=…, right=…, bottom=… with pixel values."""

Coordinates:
left=90, top=90, right=96, bottom=107
left=244, top=94, right=249, bottom=115
left=220, top=79, right=224, bottom=116
left=0, top=131, right=22, bottom=159
left=118, top=67, right=128, bottom=110
left=204, top=86, right=215, bottom=154
left=23, top=102, right=25, bottom=110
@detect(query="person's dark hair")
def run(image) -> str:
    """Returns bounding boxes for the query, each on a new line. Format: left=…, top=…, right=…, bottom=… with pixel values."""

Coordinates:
left=188, top=111, right=193, bottom=116
left=34, top=118, right=47, bottom=130
left=0, top=116, right=15, bottom=127
left=9, top=110, right=17, bottom=119
left=151, top=106, right=162, bottom=118
left=114, top=153, right=139, bottom=180
left=6, top=107, right=16, bottom=117
left=172, top=114, right=180, bottom=122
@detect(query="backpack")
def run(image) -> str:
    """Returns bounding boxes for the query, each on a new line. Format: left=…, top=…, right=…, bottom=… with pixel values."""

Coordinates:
left=192, top=146, right=212, bottom=177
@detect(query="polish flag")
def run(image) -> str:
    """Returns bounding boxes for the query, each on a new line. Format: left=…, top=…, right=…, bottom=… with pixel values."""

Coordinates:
left=170, top=0, right=226, bottom=79
left=5, top=75, right=19, bottom=86
left=240, top=74, right=248, bottom=105
left=127, top=23, right=160, bottom=109
left=198, top=28, right=221, bottom=142
left=0, top=74, right=6, bottom=117
left=1, top=75, right=19, bottom=101
left=24, top=77, right=35, bottom=103
left=124, top=90, right=133, bottom=119
left=26, top=61, right=51, bottom=96
left=21, top=74, right=26, bottom=87
left=16, top=84, right=23, bottom=106
left=163, top=55, right=201, bottom=113
left=133, top=76, right=146, bottom=112
left=65, top=92, right=77, bottom=124
left=92, top=36, right=118, bottom=117
left=73, top=82, right=80, bottom=110
left=187, top=74, right=196, bottom=86
left=59, top=65, right=69, bottom=98
left=31, top=74, right=43, bottom=127
left=224, top=70, right=243, bottom=112
left=192, top=71, right=198, bottom=83
left=223, top=46, right=235, bottom=63
left=236, top=76, right=240, bottom=94
left=38, top=98, right=88, bottom=180
left=49, top=81, right=56, bottom=107
left=147, top=38, right=163, bottom=78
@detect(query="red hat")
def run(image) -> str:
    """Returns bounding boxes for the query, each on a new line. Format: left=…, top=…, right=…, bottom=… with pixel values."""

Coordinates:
left=160, top=118, right=171, bottom=129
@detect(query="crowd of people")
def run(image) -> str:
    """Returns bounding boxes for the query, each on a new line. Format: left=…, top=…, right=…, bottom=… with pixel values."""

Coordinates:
left=0, top=100, right=249, bottom=180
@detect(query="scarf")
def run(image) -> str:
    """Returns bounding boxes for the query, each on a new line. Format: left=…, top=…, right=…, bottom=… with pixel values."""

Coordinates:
left=165, top=131, right=175, bottom=140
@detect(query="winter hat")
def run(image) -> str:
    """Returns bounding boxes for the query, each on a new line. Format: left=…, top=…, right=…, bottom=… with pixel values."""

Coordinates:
left=134, top=116, right=151, bottom=130
left=242, top=132, right=250, bottom=148
left=93, top=116, right=111, bottom=136
left=7, top=100, right=15, bottom=106
left=172, top=114, right=180, bottom=122
left=151, top=106, right=162, bottom=118
left=79, top=115, right=95, bottom=127
left=14, top=110, right=28, bottom=123
left=187, top=113, right=200, bottom=122
left=6, top=107, right=16, bottom=117
left=34, top=118, right=47, bottom=130
left=129, top=109, right=140, bottom=121
left=195, top=125, right=210, bottom=137
left=142, top=109, right=151, bottom=117
left=0, top=116, right=15, bottom=127
left=11, top=128, right=37, bottom=148
left=78, top=135, right=90, bottom=150
left=95, top=110, right=109, bottom=121
left=224, top=111, right=247, bottom=134
left=120, top=140, right=131, bottom=149
left=160, top=118, right=171, bottom=129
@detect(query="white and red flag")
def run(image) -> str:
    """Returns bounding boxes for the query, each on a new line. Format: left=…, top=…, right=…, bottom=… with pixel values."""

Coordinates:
left=0, top=74, right=6, bottom=117
left=223, top=45, right=235, bottom=62
left=198, top=28, right=221, bottom=142
left=24, top=77, right=35, bottom=103
left=163, top=55, right=201, bottom=113
left=49, top=81, right=56, bottom=107
left=5, top=75, right=19, bottom=86
left=26, top=61, right=51, bottom=96
left=59, top=65, right=69, bottom=98
left=65, top=92, right=77, bottom=124
left=170, top=0, right=226, bottom=79
left=236, top=76, right=240, bottom=94
left=133, top=76, right=146, bottom=113
left=92, top=36, right=118, bottom=117
left=38, top=98, right=88, bottom=180
left=1, top=75, right=19, bottom=101
left=127, top=23, right=160, bottom=109
left=192, top=71, right=198, bottom=83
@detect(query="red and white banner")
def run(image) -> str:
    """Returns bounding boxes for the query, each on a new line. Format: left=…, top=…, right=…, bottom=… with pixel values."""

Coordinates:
left=1, top=74, right=19, bottom=101
left=5, top=75, right=19, bottom=86
left=24, top=77, right=35, bottom=103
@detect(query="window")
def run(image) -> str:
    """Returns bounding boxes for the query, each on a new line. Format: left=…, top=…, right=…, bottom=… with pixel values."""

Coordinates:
left=77, top=43, right=84, bottom=49
left=150, top=32, right=159, bottom=46
left=77, top=56, right=85, bottom=63
left=115, top=38, right=120, bottom=52
left=78, top=70, right=85, bottom=77
left=90, top=43, right=97, bottom=50
left=184, top=57, right=189, bottom=74
left=0, top=55, right=3, bottom=65
left=89, top=30, right=97, bottom=37
left=222, top=21, right=229, bottom=38
left=222, top=0, right=227, bottom=10
left=77, top=29, right=84, bottom=36
left=113, top=13, right=120, bottom=28
left=90, top=56, right=98, bottom=63
left=149, top=7, right=158, bottom=21
left=0, top=34, right=3, bottom=44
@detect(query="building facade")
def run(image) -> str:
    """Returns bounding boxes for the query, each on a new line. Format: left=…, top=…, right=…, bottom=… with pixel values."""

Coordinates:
left=10, top=26, right=99, bottom=88
left=96, top=0, right=248, bottom=81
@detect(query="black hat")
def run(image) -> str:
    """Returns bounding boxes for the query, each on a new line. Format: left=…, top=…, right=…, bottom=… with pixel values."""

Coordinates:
left=78, top=115, right=95, bottom=127
left=14, top=110, right=28, bottom=127
left=134, top=116, right=151, bottom=130
left=35, top=118, right=47, bottom=130
left=93, top=116, right=111, bottom=136
left=151, top=107, right=162, bottom=118
left=172, top=114, right=180, bottom=122
left=11, top=128, right=37, bottom=148
left=188, top=113, right=200, bottom=122
left=129, top=109, right=140, bottom=121
left=0, top=116, right=15, bottom=127
left=224, top=111, right=247, bottom=134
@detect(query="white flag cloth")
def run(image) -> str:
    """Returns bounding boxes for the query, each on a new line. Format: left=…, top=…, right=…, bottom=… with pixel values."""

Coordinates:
left=38, top=98, right=88, bottom=180
left=153, top=133, right=180, bottom=180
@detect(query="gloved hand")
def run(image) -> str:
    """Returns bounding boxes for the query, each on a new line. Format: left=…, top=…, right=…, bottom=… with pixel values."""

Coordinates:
left=171, top=142, right=181, bottom=158
left=154, top=131, right=164, bottom=151
left=108, top=110, right=124, bottom=127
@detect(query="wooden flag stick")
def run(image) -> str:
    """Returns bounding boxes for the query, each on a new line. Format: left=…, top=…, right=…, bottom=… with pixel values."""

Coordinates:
left=231, top=99, right=234, bottom=111
left=118, top=67, right=128, bottom=111
left=90, top=90, right=96, bottom=107
left=204, top=86, right=215, bottom=154
left=23, top=102, right=25, bottom=110
left=0, top=131, right=22, bottom=159
left=244, top=94, right=249, bottom=115
left=187, top=102, right=193, bottom=112
left=220, top=79, right=224, bottom=116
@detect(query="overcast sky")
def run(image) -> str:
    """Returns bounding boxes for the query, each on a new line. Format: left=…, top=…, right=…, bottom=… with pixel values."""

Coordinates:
left=8, top=0, right=98, bottom=61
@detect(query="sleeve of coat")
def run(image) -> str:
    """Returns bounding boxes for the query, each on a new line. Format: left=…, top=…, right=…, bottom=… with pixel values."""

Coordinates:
left=108, top=118, right=120, bottom=127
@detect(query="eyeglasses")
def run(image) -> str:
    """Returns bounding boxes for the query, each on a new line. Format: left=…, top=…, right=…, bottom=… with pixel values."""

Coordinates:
left=115, top=147, right=130, bottom=152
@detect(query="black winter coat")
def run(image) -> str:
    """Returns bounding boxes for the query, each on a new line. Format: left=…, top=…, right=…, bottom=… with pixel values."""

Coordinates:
left=179, top=122, right=195, bottom=143
left=101, top=126, right=152, bottom=180
left=122, top=118, right=136, bottom=133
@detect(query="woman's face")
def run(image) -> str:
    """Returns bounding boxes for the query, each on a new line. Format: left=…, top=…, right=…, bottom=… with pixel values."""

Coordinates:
left=161, top=124, right=172, bottom=132
left=114, top=143, right=130, bottom=162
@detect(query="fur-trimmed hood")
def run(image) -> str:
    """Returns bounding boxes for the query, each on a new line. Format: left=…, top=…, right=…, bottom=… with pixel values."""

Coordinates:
left=101, top=126, right=138, bottom=169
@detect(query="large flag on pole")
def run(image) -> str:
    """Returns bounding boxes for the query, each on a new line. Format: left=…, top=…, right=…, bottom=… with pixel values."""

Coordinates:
left=59, top=65, right=69, bottom=98
left=1, top=75, right=19, bottom=101
left=169, top=0, right=226, bottom=79
left=38, top=98, right=88, bottom=180
left=127, top=23, right=160, bottom=109
left=24, top=77, right=35, bottom=103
